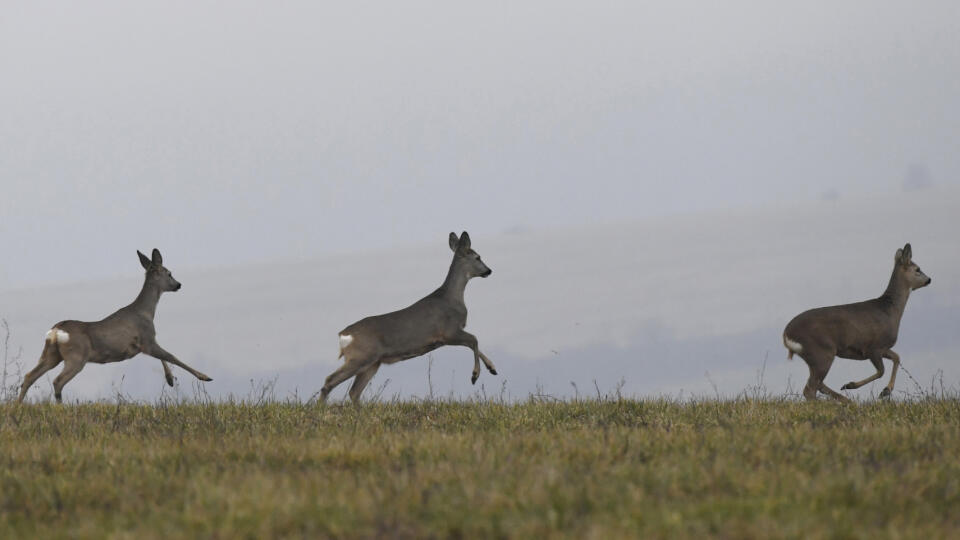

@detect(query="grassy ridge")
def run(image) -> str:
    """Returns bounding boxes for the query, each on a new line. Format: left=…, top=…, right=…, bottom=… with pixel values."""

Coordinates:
left=1, top=399, right=959, bottom=539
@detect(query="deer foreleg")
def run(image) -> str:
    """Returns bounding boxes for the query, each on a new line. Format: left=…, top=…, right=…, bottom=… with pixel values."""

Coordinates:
left=449, top=330, right=497, bottom=385
left=144, top=343, right=213, bottom=382
left=471, top=354, right=481, bottom=385
left=880, top=350, right=900, bottom=399
left=159, top=360, right=175, bottom=386
left=841, top=356, right=885, bottom=391
left=477, top=350, right=497, bottom=376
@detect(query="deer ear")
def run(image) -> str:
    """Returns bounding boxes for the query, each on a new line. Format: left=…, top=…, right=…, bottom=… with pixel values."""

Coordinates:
left=901, top=243, right=912, bottom=265
left=138, top=250, right=152, bottom=270
left=449, top=232, right=459, bottom=252
left=458, top=231, right=471, bottom=250
left=151, top=248, right=163, bottom=266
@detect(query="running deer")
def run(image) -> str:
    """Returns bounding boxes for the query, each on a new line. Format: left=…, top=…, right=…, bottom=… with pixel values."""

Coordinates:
left=782, top=243, right=931, bottom=402
left=17, top=249, right=213, bottom=403
left=319, top=231, right=497, bottom=403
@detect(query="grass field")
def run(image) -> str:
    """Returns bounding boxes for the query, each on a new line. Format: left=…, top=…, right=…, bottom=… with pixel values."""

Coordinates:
left=1, top=397, right=959, bottom=539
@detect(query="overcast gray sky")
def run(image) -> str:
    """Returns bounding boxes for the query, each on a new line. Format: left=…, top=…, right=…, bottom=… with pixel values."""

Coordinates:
left=1, top=2, right=958, bottom=401
left=2, top=1, right=958, bottom=287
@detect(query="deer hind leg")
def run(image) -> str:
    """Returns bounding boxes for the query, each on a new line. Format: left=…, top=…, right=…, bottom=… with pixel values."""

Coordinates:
left=319, top=355, right=372, bottom=403
left=841, top=356, right=885, bottom=391
left=818, top=380, right=852, bottom=403
left=18, top=342, right=63, bottom=403
left=802, top=355, right=830, bottom=401
left=802, top=354, right=850, bottom=403
left=53, top=352, right=87, bottom=403
left=348, top=362, right=381, bottom=403
left=880, top=350, right=900, bottom=399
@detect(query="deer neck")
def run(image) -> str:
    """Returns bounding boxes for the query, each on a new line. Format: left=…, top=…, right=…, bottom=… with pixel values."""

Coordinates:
left=437, top=257, right=470, bottom=305
left=130, top=277, right=163, bottom=320
left=879, top=267, right=911, bottom=321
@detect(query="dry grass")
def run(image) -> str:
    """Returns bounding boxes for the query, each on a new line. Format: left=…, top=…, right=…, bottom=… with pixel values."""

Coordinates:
left=0, top=396, right=959, bottom=539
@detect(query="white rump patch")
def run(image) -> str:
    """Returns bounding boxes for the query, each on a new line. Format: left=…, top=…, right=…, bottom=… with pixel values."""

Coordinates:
left=339, top=334, right=354, bottom=352
left=783, top=335, right=803, bottom=355
left=46, top=329, right=70, bottom=344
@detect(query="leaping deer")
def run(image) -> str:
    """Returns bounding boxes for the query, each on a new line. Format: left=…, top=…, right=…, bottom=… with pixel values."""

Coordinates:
left=319, top=231, right=497, bottom=403
left=18, top=249, right=213, bottom=403
left=783, top=243, right=931, bottom=402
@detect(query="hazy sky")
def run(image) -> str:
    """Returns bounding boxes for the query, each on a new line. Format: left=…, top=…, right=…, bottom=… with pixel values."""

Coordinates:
left=2, top=1, right=958, bottom=288
left=1, top=2, right=958, bottom=401
left=3, top=189, right=957, bottom=402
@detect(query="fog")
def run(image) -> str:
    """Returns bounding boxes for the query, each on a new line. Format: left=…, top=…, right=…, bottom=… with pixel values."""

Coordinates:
left=2, top=189, right=957, bottom=402
left=1, top=2, right=958, bottom=401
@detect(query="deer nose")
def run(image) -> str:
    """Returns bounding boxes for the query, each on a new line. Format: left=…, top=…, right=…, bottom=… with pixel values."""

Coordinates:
left=174, top=283, right=182, bottom=291
left=927, top=277, right=932, bottom=286
left=482, top=269, right=492, bottom=277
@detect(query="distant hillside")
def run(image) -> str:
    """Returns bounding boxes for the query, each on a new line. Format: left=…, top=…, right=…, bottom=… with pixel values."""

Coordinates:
left=3, top=188, right=958, bottom=402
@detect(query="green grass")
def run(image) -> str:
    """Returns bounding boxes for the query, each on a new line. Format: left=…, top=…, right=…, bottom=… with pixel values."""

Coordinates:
left=1, top=398, right=959, bottom=539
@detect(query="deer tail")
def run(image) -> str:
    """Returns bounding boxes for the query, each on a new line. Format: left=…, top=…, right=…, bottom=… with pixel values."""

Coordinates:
left=42, top=328, right=68, bottom=362
left=45, top=328, right=70, bottom=345
left=338, top=334, right=353, bottom=360
left=783, top=334, right=803, bottom=360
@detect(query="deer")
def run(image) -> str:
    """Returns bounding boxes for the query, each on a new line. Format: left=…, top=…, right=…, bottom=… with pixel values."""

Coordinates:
left=318, top=231, right=497, bottom=403
left=17, top=249, right=213, bottom=403
left=782, top=243, right=931, bottom=403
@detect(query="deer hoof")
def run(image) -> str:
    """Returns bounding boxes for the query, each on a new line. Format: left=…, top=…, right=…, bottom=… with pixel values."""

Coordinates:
left=489, top=368, right=497, bottom=376
left=471, top=373, right=479, bottom=385
left=841, top=382, right=855, bottom=390
left=199, top=374, right=213, bottom=382
left=165, top=374, right=175, bottom=387
left=879, top=388, right=892, bottom=399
